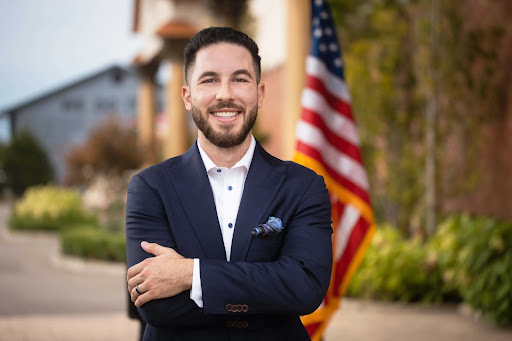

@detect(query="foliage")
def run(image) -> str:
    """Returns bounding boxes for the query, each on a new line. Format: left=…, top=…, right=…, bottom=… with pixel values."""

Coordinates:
left=64, top=116, right=142, bottom=186
left=2, top=130, right=54, bottom=196
left=427, top=215, right=512, bottom=327
left=349, top=215, right=512, bottom=327
left=348, top=225, right=445, bottom=303
left=60, top=226, right=126, bottom=262
left=8, top=185, right=97, bottom=231
left=328, top=0, right=510, bottom=233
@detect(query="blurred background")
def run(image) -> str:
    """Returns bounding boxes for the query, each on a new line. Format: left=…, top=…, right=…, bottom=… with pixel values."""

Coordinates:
left=0, top=0, right=511, bottom=340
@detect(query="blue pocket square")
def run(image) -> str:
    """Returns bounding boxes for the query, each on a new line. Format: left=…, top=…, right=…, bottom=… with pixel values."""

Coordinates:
left=252, top=217, right=284, bottom=237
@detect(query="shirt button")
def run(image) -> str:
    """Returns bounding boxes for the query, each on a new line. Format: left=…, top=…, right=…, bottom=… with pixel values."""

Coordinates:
left=228, top=223, right=233, bottom=228
left=228, top=186, right=233, bottom=191
left=217, top=169, right=221, bottom=173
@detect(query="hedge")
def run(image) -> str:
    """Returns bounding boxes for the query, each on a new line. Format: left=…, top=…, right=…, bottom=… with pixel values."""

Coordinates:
left=9, top=185, right=97, bottom=232
left=428, top=214, right=512, bottom=327
left=347, top=226, right=445, bottom=303
left=60, top=227, right=126, bottom=262
left=348, top=214, right=512, bottom=327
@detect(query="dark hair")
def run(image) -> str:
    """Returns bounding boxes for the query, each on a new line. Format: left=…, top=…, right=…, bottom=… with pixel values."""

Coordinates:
left=184, top=27, right=261, bottom=84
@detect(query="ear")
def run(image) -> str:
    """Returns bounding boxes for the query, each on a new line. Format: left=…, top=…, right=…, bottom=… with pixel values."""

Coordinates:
left=257, top=82, right=265, bottom=109
left=182, top=85, right=192, bottom=111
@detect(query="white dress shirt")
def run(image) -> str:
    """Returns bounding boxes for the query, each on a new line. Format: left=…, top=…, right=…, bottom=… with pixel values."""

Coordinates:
left=190, top=136, right=256, bottom=308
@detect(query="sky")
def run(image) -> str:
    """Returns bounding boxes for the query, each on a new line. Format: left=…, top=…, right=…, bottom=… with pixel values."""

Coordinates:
left=0, top=0, right=140, bottom=112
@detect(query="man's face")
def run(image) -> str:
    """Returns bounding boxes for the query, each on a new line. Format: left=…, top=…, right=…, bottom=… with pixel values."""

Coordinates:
left=182, top=43, right=265, bottom=148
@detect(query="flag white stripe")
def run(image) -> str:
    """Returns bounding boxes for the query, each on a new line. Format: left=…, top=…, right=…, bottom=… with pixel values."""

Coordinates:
left=296, top=120, right=369, bottom=190
left=301, top=88, right=360, bottom=146
left=306, top=56, right=351, bottom=103
left=335, top=204, right=360, bottom=261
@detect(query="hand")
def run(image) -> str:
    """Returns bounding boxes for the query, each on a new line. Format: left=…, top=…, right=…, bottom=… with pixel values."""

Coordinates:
left=127, top=241, right=194, bottom=307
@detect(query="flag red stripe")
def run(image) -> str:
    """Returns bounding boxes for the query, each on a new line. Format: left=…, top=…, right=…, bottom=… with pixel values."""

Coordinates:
left=296, top=141, right=371, bottom=204
left=300, top=107, right=363, bottom=163
left=333, top=215, right=370, bottom=296
left=306, top=74, right=354, bottom=120
left=305, top=322, right=322, bottom=337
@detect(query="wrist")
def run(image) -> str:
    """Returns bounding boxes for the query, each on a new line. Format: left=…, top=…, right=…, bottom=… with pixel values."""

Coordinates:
left=183, top=258, right=194, bottom=290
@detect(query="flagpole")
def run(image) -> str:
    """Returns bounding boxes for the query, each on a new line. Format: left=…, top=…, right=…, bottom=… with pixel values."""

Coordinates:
left=283, top=0, right=310, bottom=160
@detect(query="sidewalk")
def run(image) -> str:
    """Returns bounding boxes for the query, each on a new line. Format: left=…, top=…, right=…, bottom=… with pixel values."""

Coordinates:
left=1, top=203, right=511, bottom=340
left=2, top=299, right=511, bottom=341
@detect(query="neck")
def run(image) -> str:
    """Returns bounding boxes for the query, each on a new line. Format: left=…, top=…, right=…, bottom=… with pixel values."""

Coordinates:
left=198, top=133, right=252, bottom=168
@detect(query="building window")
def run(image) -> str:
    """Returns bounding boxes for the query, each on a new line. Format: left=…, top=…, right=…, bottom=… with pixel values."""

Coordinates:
left=96, top=99, right=116, bottom=112
left=62, top=99, right=84, bottom=112
left=112, top=69, right=124, bottom=84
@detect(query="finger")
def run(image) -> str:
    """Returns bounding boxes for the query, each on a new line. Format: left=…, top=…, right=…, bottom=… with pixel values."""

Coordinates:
left=141, top=241, right=167, bottom=256
left=127, top=273, right=143, bottom=293
left=127, top=260, right=146, bottom=281
left=130, top=286, right=138, bottom=302
left=130, top=282, right=146, bottom=302
left=135, top=290, right=153, bottom=307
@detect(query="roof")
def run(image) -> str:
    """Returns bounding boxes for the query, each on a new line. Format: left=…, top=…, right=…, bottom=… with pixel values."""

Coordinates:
left=1, top=65, right=134, bottom=115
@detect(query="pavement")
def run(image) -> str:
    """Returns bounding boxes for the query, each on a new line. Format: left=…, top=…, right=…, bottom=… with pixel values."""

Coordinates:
left=1, top=203, right=511, bottom=340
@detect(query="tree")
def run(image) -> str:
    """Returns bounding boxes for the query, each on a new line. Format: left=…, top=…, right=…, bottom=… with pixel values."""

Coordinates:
left=329, top=0, right=511, bottom=234
left=64, top=117, right=143, bottom=186
left=2, top=130, right=54, bottom=196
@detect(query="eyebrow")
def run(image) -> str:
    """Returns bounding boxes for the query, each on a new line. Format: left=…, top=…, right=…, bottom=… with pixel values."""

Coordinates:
left=197, top=69, right=253, bottom=81
left=197, top=71, right=219, bottom=80
left=232, top=69, right=253, bottom=79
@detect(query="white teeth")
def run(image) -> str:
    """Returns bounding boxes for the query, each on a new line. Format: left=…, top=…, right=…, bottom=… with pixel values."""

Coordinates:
left=213, top=111, right=239, bottom=118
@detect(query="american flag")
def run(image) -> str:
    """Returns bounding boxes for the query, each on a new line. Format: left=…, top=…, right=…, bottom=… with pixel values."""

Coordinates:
left=295, top=0, right=376, bottom=339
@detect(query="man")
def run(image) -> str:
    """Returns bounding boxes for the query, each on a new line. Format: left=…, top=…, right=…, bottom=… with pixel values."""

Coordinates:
left=126, top=27, right=332, bottom=341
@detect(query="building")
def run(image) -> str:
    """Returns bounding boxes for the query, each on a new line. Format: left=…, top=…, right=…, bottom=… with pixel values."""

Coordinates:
left=2, top=65, right=162, bottom=182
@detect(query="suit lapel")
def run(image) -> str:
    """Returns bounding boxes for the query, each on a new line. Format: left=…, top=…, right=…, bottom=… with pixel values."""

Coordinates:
left=230, top=144, right=286, bottom=262
left=167, top=143, right=226, bottom=260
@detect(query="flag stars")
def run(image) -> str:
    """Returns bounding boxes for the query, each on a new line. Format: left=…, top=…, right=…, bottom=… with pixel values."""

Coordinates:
left=325, top=27, right=333, bottom=36
left=314, top=0, right=323, bottom=6
left=334, top=58, right=343, bottom=68
left=314, top=28, right=323, bottom=38
left=319, top=43, right=327, bottom=53
left=320, top=11, right=329, bottom=20
left=329, top=43, right=338, bottom=52
left=313, top=17, right=320, bottom=26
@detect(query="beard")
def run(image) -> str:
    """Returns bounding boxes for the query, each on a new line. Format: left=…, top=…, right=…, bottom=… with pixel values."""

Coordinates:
left=191, top=101, right=258, bottom=148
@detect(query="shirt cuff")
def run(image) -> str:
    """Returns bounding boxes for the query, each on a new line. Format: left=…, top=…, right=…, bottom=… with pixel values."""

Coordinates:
left=190, top=258, right=204, bottom=308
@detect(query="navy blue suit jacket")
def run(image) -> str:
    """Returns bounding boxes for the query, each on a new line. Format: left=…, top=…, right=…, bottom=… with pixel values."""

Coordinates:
left=126, top=141, right=332, bottom=340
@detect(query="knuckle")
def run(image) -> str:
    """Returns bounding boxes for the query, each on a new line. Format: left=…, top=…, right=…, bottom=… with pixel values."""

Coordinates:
left=140, top=269, right=149, bottom=278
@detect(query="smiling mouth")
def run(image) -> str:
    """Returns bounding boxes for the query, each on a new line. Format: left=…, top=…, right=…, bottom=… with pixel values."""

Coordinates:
left=211, top=111, right=240, bottom=118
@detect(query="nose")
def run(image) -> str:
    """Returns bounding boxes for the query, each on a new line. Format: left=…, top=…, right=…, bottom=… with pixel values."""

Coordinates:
left=216, top=81, right=234, bottom=102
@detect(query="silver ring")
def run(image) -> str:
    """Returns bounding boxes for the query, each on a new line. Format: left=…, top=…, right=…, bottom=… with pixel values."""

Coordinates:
left=135, top=284, right=142, bottom=295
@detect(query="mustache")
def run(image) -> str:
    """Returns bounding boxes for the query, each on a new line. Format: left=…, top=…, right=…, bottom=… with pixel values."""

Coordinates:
left=208, top=102, right=245, bottom=112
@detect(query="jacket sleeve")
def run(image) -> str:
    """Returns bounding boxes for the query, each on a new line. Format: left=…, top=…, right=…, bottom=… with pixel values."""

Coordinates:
left=200, top=174, right=333, bottom=316
left=125, top=173, right=225, bottom=328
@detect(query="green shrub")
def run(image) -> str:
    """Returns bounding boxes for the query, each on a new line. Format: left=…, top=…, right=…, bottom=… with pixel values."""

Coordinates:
left=348, top=226, right=444, bottom=303
left=349, top=215, right=512, bottom=327
left=428, top=214, right=512, bottom=327
left=9, top=185, right=97, bottom=231
left=2, top=130, right=54, bottom=196
left=60, top=227, right=126, bottom=262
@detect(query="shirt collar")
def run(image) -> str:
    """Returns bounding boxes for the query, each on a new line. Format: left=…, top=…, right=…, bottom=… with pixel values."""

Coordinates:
left=197, top=135, right=256, bottom=173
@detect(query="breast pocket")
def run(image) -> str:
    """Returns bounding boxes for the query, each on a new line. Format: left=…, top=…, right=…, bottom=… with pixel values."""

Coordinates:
left=246, top=232, right=285, bottom=261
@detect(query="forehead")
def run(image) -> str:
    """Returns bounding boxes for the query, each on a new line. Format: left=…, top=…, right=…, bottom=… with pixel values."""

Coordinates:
left=191, top=43, right=255, bottom=79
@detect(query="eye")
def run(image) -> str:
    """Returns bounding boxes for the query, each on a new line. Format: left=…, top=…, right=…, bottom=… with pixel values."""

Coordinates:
left=201, top=78, right=216, bottom=84
left=234, top=77, right=249, bottom=83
